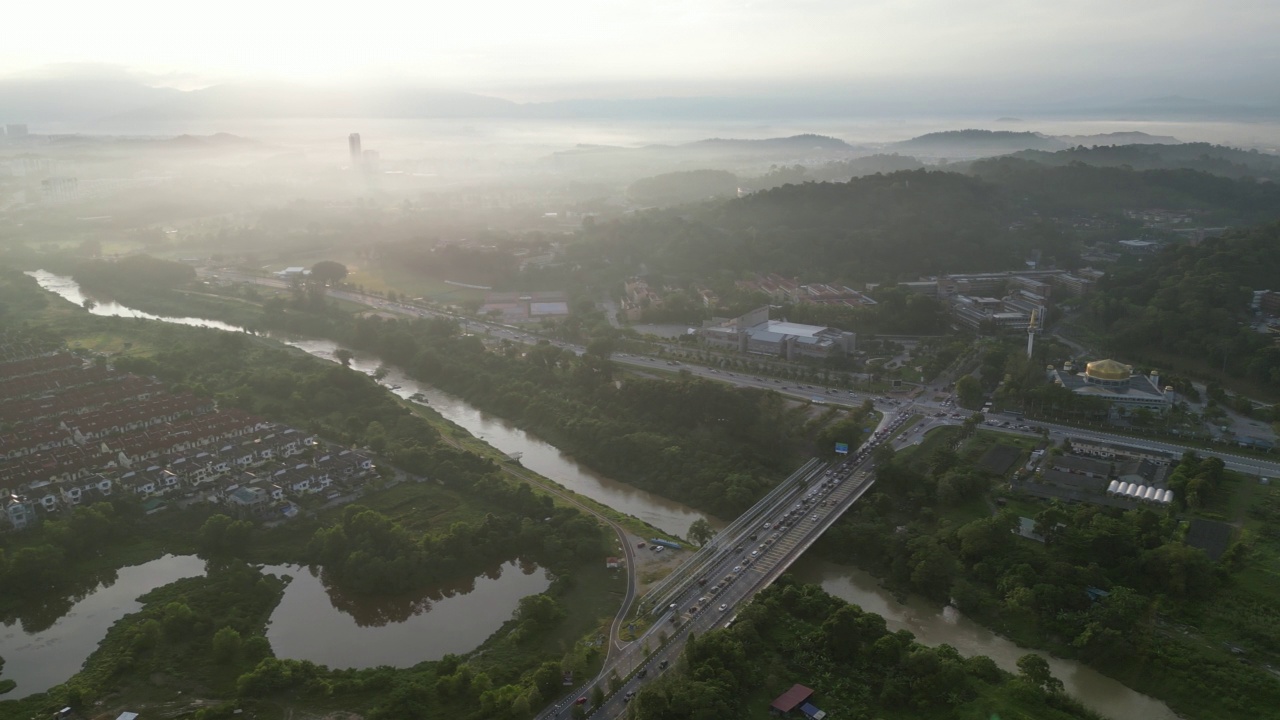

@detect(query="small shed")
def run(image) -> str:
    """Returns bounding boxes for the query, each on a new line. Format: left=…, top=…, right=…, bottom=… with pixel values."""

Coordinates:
left=770, top=684, right=814, bottom=714
left=800, top=702, right=827, bottom=719
left=1016, top=517, right=1046, bottom=543
left=117, top=713, right=141, bottom=720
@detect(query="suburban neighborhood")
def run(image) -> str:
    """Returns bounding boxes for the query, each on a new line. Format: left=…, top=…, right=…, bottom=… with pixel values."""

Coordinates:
left=0, top=335, right=378, bottom=532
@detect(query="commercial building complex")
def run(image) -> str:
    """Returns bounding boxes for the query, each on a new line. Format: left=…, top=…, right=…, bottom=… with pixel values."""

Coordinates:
left=1017, top=437, right=1176, bottom=509
left=883, top=269, right=1105, bottom=333
left=481, top=291, right=570, bottom=323
left=700, top=306, right=856, bottom=360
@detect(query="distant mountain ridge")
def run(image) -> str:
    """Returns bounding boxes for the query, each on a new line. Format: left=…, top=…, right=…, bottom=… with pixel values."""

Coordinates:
left=893, top=129, right=1067, bottom=156
left=686, top=134, right=854, bottom=151
left=3, top=72, right=1277, bottom=127
left=542, top=134, right=866, bottom=179
left=0, top=75, right=181, bottom=123
left=1004, top=142, right=1280, bottom=181
left=551, top=133, right=854, bottom=155
left=890, top=129, right=1188, bottom=160
left=106, top=83, right=520, bottom=122
left=1054, top=131, right=1180, bottom=145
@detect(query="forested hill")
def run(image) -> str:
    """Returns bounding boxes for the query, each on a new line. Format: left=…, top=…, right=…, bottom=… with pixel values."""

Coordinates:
left=1086, top=221, right=1280, bottom=391
left=578, top=170, right=1025, bottom=282
left=1002, top=142, right=1280, bottom=181
left=970, top=158, right=1280, bottom=222
left=575, top=162, right=1280, bottom=283
left=628, top=169, right=739, bottom=206
left=684, top=133, right=853, bottom=151
left=892, top=129, right=1067, bottom=155
left=625, top=154, right=928, bottom=206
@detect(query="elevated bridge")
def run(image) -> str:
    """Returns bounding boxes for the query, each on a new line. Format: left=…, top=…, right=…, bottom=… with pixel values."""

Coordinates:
left=539, top=410, right=913, bottom=720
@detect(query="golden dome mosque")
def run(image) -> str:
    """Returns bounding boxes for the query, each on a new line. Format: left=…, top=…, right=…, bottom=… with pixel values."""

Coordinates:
left=1046, top=358, right=1174, bottom=414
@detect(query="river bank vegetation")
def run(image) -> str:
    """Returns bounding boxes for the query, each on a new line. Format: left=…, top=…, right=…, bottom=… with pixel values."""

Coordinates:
left=630, top=578, right=1103, bottom=720
left=815, top=424, right=1280, bottom=720
left=0, top=269, right=622, bottom=720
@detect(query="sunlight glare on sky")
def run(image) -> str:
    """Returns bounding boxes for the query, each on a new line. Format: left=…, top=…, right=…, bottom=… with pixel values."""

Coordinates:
left=3, top=0, right=1277, bottom=97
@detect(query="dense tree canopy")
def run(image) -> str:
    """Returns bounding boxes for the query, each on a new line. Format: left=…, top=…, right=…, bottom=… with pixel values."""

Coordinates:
left=1086, top=222, right=1280, bottom=391
left=1004, top=143, right=1280, bottom=182
left=293, top=312, right=810, bottom=518
left=66, top=254, right=197, bottom=294
left=817, top=431, right=1280, bottom=720
left=570, top=158, right=1280, bottom=291
left=628, top=580, right=1098, bottom=720
left=628, top=170, right=739, bottom=207
left=310, top=260, right=349, bottom=284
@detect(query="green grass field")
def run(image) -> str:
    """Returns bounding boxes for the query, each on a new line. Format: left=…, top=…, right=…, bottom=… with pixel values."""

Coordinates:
left=332, top=480, right=488, bottom=533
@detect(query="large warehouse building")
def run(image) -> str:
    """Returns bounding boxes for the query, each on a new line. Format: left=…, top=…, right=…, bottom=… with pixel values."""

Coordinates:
left=700, top=306, right=856, bottom=360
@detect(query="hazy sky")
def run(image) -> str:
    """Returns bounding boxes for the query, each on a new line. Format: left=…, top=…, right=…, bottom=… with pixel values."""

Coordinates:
left=5, top=0, right=1278, bottom=100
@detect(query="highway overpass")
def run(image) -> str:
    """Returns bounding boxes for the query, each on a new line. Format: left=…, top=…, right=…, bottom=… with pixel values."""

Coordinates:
left=538, top=410, right=914, bottom=720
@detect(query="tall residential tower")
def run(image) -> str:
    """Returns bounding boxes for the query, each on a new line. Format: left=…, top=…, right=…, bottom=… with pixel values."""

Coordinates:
left=348, top=133, right=362, bottom=168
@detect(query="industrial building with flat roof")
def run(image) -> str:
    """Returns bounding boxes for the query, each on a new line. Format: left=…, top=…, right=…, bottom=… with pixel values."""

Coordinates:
left=949, top=294, right=1044, bottom=332
left=700, top=306, right=855, bottom=360
left=480, top=291, right=570, bottom=323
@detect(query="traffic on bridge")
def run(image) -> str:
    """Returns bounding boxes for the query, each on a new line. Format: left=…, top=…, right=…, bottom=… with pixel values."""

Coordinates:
left=540, top=409, right=916, bottom=719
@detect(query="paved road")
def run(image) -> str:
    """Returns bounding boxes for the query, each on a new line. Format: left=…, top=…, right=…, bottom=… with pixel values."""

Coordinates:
left=501, top=464, right=639, bottom=658
left=538, top=410, right=917, bottom=719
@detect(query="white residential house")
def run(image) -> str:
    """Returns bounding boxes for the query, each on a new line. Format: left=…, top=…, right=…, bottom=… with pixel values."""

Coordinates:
left=227, top=485, right=270, bottom=516
left=3, top=495, right=37, bottom=530
left=82, top=473, right=113, bottom=497
left=118, top=472, right=159, bottom=497
left=159, top=469, right=181, bottom=494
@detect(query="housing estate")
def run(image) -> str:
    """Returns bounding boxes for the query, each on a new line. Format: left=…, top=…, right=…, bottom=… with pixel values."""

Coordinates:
left=0, top=345, right=377, bottom=531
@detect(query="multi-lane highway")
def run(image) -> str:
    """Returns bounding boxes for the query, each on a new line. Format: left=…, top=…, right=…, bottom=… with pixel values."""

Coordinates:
left=539, top=410, right=917, bottom=719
